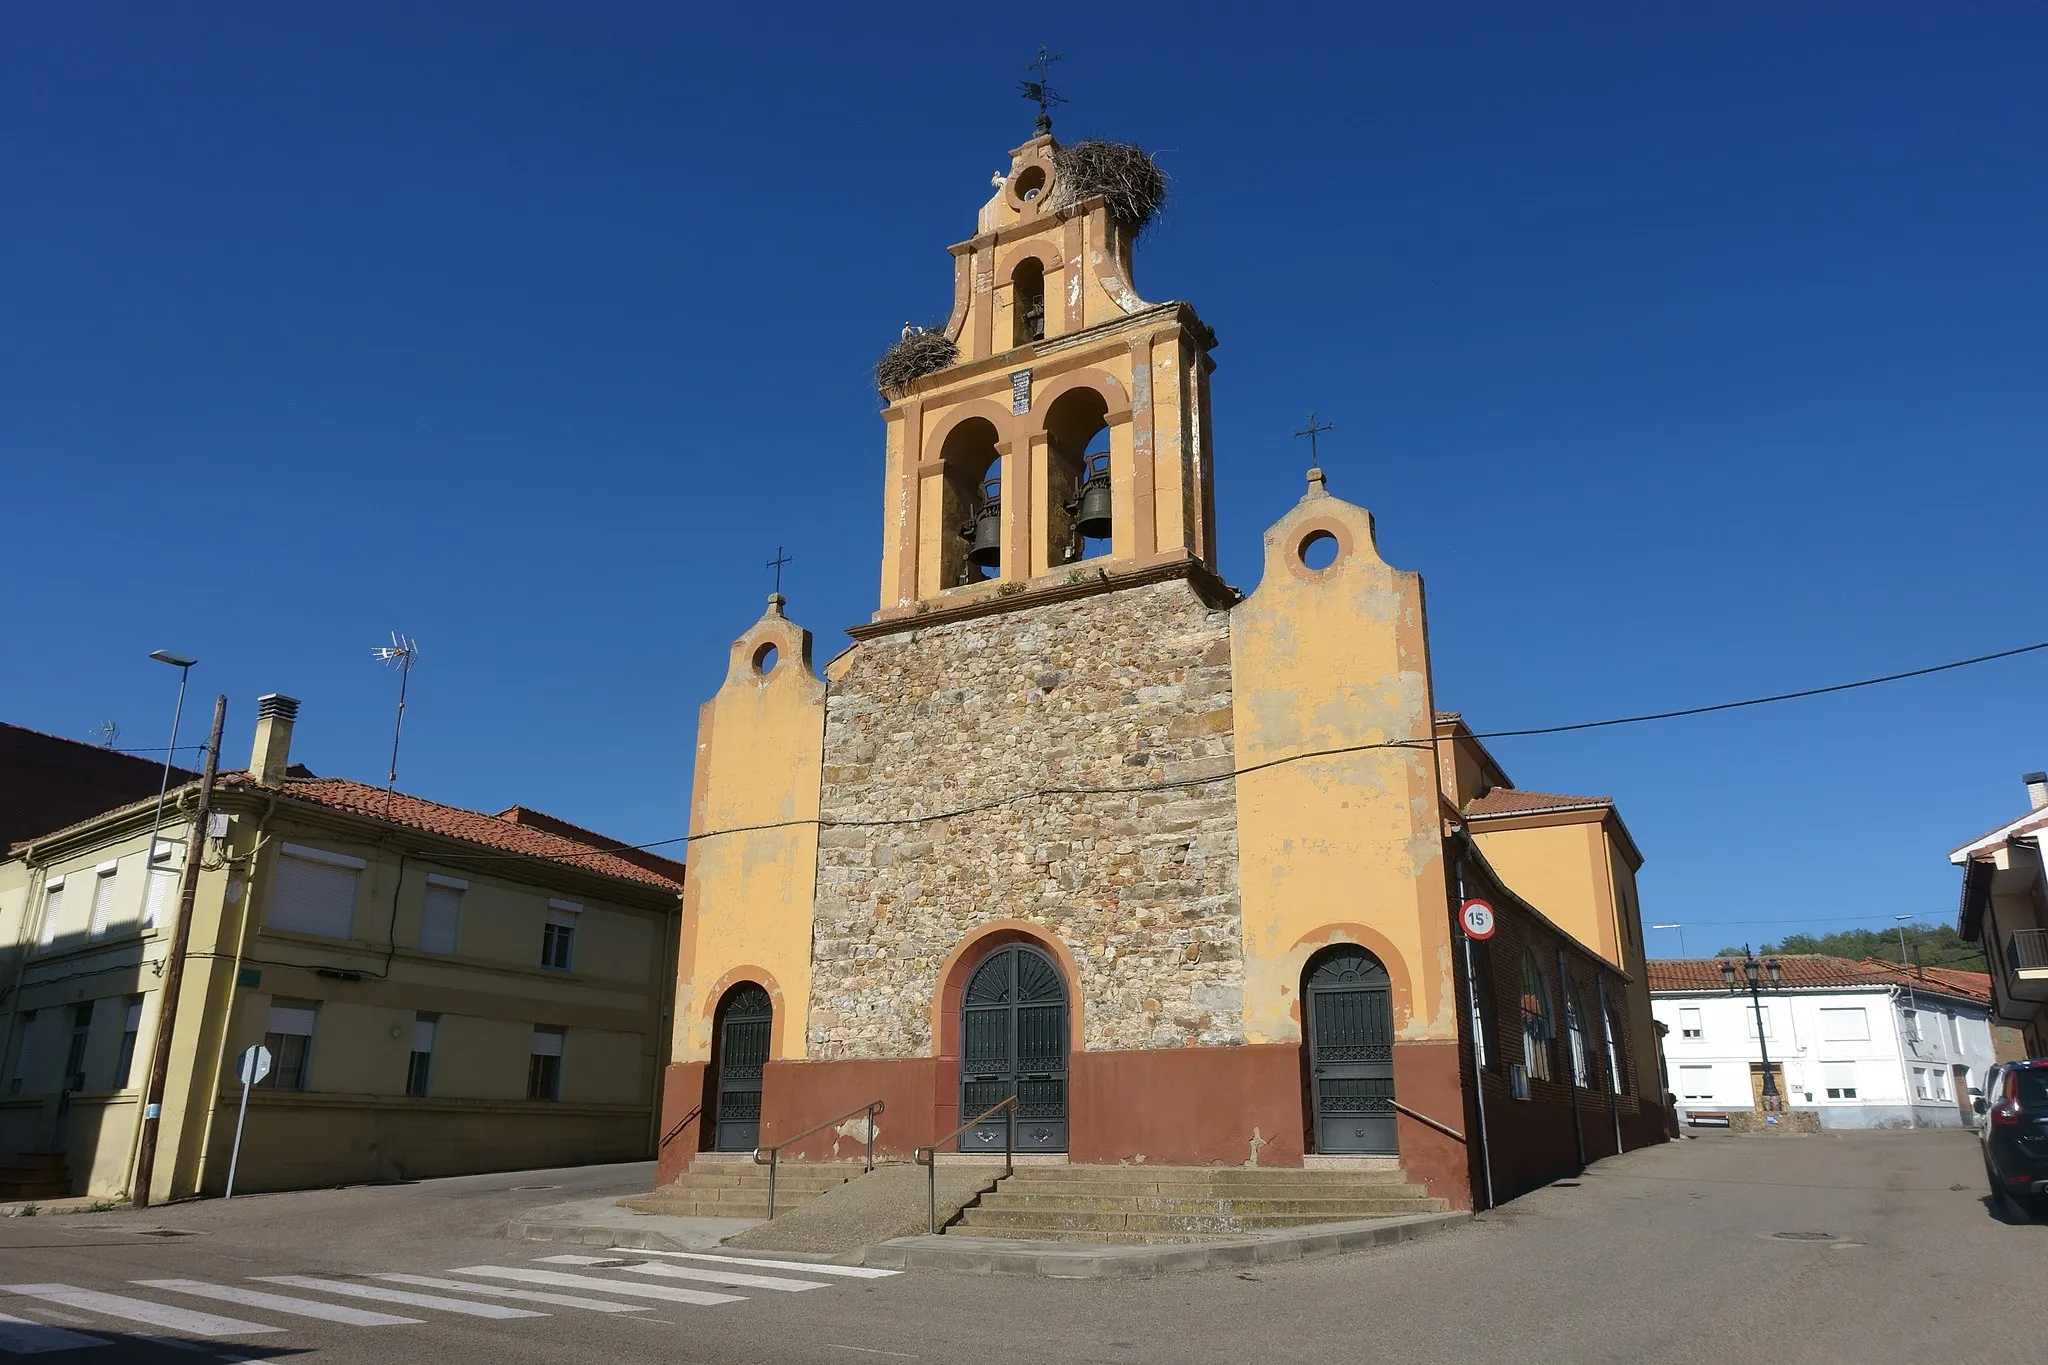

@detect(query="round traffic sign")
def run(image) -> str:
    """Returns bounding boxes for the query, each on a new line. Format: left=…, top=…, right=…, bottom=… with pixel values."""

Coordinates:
left=237, top=1043, right=273, bottom=1086
left=1460, top=898, right=1497, bottom=940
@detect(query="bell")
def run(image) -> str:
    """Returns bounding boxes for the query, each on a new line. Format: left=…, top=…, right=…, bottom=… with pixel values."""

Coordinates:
left=1072, top=453, right=1113, bottom=541
left=964, top=476, right=1002, bottom=570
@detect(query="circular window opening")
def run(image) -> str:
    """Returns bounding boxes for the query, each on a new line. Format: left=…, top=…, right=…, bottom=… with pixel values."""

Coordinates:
left=1014, top=165, right=1048, bottom=203
left=1298, top=530, right=1341, bottom=572
left=752, top=642, right=779, bottom=676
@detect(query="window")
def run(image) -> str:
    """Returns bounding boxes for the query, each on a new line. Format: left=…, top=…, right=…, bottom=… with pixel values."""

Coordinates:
left=1902, top=1009, right=1921, bottom=1044
left=1520, top=953, right=1554, bottom=1083
left=258, top=1000, right=317, bottom=1091
left=1822, top=1061, right=1858, bottom=1100
left=87, top=861, right=120, bottom=937
left=142, top=844, right=181, bottom=929
left=6, top=1012, right=36, bottom=1095
left=1819, top=1007, right=1870, bottom=1042
left=1679, top=1064, right=1714, bottom=1100
left=1565, top=987, right=1593, bottom=1089
left=1467, top=939, right=1498, bottom=1071
left=1934, top=1068, right=1951, bottom=1101
left=419, top=876, right=464, bottom=955
left=113, top=996, right=143, bottom=1089
left=541, top=902, right=579, bottom=972
left=266, top=844, right=363, bottom=939
left=1604, top=990, right=1627, bottom=1094
left=1912, top=1067, right=1931, bottom=1100
left=1679, top=1006, right=1703, bottom=1039
left=1011, top=257, right=1046, bottom=345
left=528, top=1026, right=564, bottom=1100
left=1945, top=1013, right=1963, bottom=1053
left=1744, top=1005, right=1774, bottom=1040
left=63, top=1003, right=93, bottom=1091
left=406, top=1014, right=437, bottom=1097
left=37, top=879, right=66, bottom=946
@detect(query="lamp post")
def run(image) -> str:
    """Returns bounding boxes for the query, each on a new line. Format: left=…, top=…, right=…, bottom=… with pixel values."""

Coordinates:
left=1722, top=951, right=1784, bottom=1112
left=141, top=652, right=197, bottom=881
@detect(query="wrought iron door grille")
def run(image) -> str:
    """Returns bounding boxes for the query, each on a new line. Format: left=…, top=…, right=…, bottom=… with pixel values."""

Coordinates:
left=959, top=944, right=1068, bottom=1151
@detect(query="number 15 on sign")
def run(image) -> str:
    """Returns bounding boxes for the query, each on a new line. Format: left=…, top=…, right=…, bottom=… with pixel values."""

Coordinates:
left=1460, top=899, right=1496, bottom=940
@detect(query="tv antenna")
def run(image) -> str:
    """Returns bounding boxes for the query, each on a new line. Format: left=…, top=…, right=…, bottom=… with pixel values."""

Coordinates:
left=371, top=632, right=420, bottom=812
left=92, top=720, right=121, bottom=749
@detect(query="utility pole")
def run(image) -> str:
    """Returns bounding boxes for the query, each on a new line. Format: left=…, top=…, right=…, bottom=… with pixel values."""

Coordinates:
left=130, top=694, right=225, bottom=1208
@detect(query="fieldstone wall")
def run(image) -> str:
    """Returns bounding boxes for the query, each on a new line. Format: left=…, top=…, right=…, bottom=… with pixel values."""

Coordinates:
left=809, top=578, right=1243, bottom=1058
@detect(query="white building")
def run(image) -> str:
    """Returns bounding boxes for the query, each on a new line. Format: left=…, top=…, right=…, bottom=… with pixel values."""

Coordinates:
left=1649, top=956, right=1997, bottom=1129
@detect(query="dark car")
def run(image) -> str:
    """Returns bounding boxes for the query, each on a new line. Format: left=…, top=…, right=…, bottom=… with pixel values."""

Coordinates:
left=1977, top=1058, right=2048, bottom=1216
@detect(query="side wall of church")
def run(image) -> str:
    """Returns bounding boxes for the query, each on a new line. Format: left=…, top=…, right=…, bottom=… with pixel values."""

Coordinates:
left=808, top=576, right=1243, bottom=1060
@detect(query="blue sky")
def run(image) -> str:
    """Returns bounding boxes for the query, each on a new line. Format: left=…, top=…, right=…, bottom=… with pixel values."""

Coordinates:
left=5, top=4, right=2043, bottom=956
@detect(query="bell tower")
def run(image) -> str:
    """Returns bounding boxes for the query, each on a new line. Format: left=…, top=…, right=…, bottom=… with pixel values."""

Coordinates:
left=873, top=123, right=1220, bottom=618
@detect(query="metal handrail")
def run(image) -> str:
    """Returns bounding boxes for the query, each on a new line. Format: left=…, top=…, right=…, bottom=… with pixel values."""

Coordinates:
left=751, top=1099, right=885, bottom=1221
left=1392, top=1100, right=1465, bottom=1143
left=914, top=1095, right=1019, bottom=1235
left=658, top=1105, right=702, bottom=1151
left=2009, top=928, right=2048, bottom=973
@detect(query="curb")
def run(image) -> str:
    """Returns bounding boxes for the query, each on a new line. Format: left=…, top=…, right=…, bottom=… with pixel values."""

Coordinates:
left=504, top=1219, right=689, bottom=1252
left=859, top=1210, right=1472, bottom=1277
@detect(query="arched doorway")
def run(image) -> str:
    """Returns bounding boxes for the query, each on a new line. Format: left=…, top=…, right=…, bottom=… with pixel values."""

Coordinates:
left=710, top=983, right=772, bottom=1151
left=1304, top=946, right=1397, bottom=1154
left=959, top=942, right=1068, bottom=1152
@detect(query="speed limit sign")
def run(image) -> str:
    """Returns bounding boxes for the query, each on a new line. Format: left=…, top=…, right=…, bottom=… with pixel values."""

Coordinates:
left=1460, top=898, right=1497, bottom=940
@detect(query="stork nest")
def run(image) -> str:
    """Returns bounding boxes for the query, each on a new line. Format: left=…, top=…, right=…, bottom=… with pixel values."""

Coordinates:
left=1051, top=140, right=1168, bottom=233
left=874, top=327, right=958, bottom=395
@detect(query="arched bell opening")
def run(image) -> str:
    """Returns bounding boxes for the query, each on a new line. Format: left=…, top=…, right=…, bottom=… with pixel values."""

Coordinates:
left=1044, top=387, right=1113, bottom=566
left=1302, top=945, right=1398, bottom=1155
left=709, top=982, right=772, bottom=1151
left=1011, top=257, right=1046, bottom=347
left=938, top=418, right=1003, bottom=585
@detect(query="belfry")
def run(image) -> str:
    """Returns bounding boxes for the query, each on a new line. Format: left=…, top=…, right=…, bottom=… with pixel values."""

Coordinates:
left=657, top=109, right=1671, bottom=1220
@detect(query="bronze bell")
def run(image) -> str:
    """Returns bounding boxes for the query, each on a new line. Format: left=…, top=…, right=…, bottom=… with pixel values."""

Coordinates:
left=1071, top=452, right=1113, bottom=541
left=964, top=475, right=1002, bottom=570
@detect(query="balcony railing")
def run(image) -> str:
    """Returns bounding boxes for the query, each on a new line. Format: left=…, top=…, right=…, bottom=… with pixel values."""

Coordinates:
left=2007, top=928, right=2048, bottom=975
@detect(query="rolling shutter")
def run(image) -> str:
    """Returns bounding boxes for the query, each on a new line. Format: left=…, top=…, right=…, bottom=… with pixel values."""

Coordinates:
left=89, top=867, right=120, bottom=936
left=38, top=883, right=66, bottom=945
left=419, top=881, right=463, bottom=955
left=266, top=847, right=362, bottom=939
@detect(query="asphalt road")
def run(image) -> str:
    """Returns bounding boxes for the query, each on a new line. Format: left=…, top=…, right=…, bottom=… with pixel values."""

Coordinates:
left=0, top=1127, right=2029, bottom=1364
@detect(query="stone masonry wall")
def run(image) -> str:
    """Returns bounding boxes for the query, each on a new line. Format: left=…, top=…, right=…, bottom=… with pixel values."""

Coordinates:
left=809, top=578, right=1242, bottom=1058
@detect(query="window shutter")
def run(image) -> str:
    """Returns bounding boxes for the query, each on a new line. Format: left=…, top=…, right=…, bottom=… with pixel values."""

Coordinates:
left=411, top=1017, right=436, bottom=1052
left=89, top=870, right=120, bottom=936
left=419, top=884, right=462, bottom=955
left=38, top=884, right=66, bottom=945
left=531, top=1026, right=565, bottom=1057
left=1819, top=1008, right=1870, bottom=1042
left=124, top=999, right=143, bottom=1032
left=267, top=852, right=361, bottom=938
left=143, top=868, right=178, bottom=928
left=267, top=1003, right=318, bottom=1036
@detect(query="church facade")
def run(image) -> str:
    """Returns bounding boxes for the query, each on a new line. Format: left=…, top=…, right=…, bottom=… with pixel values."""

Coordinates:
left=658, top=127, right=1671, bottom=1210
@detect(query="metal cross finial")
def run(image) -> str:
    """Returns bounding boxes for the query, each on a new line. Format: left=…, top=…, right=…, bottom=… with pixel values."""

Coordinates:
left=1020, top=46, right=1066, bottom=135
left=1293, top=412, right=1334, bottom=467
left=767, top=546, right=792, bottom=596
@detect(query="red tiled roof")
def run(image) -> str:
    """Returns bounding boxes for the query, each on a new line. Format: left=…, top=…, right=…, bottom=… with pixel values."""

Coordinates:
left=1647, top=955, right=1990, bottom=1004
left=1464, top=789, right=1613, bottom=818
left=222, top=774, right=684, bottom=893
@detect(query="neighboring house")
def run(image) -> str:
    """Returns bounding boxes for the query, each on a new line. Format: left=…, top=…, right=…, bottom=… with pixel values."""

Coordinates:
left=0, top=724, right=196, bottom=850
left=0, top=695, right=683, bottom=1201
left=1649, top=956, right=1997, bottom=1129
left=1953, top=771, right=2048, bottom=1056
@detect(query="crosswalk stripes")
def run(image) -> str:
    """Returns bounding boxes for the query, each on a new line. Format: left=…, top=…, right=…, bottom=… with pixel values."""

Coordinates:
left=253, top=1276, right=545, bottom=1319
left=369, top=1273, right=653, bottom=1313
left=0, top=1309, right=102, bottom=1355
left=0, top=1285, right=284, bottom=1339
left=535, top=1254, right=828, bottom=1293
left=135, top=1279, right=422, bottom=1327
left=629, top=1250, right=901, bottom=1279
left=445, top=1264, right=745, bottom=1307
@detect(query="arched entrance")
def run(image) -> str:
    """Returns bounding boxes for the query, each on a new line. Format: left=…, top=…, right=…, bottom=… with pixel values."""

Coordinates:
left=959, top=942, right=1068, bottom=1152
left=1304, top=946, right=1397, bottom=1154
left=710, top=983, right=772, bottom=1151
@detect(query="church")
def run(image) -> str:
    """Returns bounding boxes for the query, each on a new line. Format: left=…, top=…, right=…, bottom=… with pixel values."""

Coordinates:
left=656, top=114, right=1672, bottom=1214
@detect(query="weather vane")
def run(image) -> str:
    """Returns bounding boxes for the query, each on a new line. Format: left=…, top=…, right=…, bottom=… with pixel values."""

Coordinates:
left=1020, top=46, right=1066, bottom=136
left=1293, top=412, right=1334, bottom=469
left=767, top=546, right=792, bottom=597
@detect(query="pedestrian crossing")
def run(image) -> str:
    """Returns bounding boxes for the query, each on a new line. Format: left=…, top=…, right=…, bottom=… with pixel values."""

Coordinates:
left=0, top=1250, right=900, bottom=1355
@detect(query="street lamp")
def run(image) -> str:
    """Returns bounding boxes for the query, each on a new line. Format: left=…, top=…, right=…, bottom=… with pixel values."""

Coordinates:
left=1652, top=923, right=1687, bottom=957
left=1721, top=951, right=1784, bottom=1110
left=142, top=652, right=197, bottom=902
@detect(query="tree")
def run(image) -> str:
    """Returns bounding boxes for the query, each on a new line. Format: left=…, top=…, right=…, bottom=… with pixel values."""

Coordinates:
left=1713, top=922, right=1985, bottom=972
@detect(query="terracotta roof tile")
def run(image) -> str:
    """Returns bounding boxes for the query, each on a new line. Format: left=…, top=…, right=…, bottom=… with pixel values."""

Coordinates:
left=222, top=774, right=683, bottom=893
left=1464, top=789, right=1613, bottom=818
left=1648, top=955, right=1990, bottom=1004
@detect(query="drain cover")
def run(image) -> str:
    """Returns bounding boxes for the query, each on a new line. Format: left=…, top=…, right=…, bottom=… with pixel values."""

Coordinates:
left=1767, top=1231, right=1836, bottom=1241
left=507, top=1184, right=561, bottom=1192
left=135, top=1229, right=197, bottom=1238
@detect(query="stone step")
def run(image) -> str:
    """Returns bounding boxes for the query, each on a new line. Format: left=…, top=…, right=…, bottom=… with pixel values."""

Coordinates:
left=1000, top=1165, right=1414, bottom=1186
left=991, top=1177, right=1428, bottom=1200
left=957, top=1207, right=1445, bottom=1234
left=952, top=1224, right=1251, bottom=1245
left=973, top=1192, right=1440, bottom=1216
left=0, top=1179, right=71, bottom=1200
left=5, top=1152, right=69, bottom=1172
left=678, top=1166, right=865, bottom=1188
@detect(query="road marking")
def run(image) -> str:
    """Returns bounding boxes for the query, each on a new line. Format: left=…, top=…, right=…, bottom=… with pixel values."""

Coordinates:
left=370, top=1274, right=650, bottom=1314
left=446, top=1266, right=744, bottom=1308
left=253, top=1276, right=546, bottom=1319
left=135, top=1280, right=421, bottom=1327
left=628, top=1249, right=900, bottom=1279
left=0, top=1285, right=283, bottom=1339
left=537, top=1254, right=825, bottom=1293
left=0, top=1309, right=104, bottom=1354
left=827, top=1347, right=917, bottom=1359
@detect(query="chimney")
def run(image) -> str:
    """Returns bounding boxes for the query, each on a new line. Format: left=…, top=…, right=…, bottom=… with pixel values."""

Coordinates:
left=251, top=694, right=301, bottom=785
left=2027, top=771, right=2048, bottom=813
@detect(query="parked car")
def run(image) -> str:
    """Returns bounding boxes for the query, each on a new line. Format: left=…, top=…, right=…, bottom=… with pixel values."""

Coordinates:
left=1976, top=1058, right=2048, bottom=1216
left=1976, top=1062, right=2015, bottom=1140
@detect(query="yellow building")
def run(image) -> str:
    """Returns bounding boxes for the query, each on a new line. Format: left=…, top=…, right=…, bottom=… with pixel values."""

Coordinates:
left=658, top=125, right=1670, bottom=1208
left=0, top=695, right=682, bottom=1201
